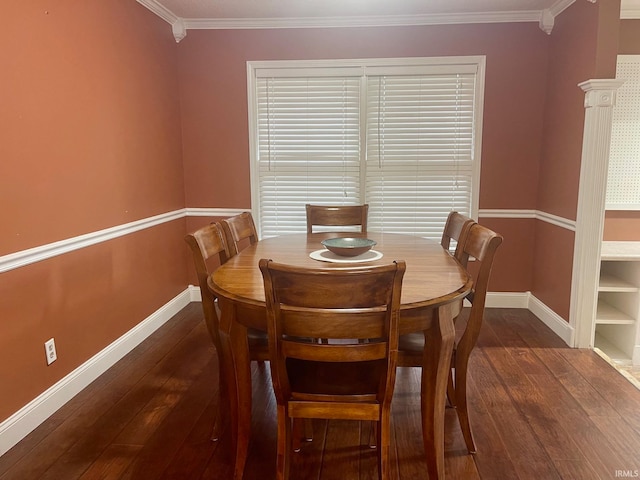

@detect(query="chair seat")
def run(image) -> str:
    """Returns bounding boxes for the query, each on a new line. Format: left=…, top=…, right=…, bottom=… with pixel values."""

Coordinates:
left=248, top=328, right=269, bottom=346
left=248, top=329, right=269, bottom=361
left=398, top=332, right=425, bottom=353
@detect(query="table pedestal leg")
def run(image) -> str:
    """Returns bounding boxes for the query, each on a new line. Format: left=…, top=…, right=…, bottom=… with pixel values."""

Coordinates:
left=420, top=304, right=455, bottom=479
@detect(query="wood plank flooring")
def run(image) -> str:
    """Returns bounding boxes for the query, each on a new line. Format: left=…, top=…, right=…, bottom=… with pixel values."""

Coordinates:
left=1, top=304, right=639, bottom=479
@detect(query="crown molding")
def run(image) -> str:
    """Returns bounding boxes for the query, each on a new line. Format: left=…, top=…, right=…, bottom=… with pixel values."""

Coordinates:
left=621, top=0, right=640, bottom=18
left=540, top=0, right=575, bottom=34
left=182, top=10, right=541, bottom=31
left=136, top=0, right=603, bottom=42
left=136, top=0, right=178, bottom=24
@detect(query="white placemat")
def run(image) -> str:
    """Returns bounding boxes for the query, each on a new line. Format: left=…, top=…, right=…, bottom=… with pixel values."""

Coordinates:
left=309, top=249, right=383, bottom=263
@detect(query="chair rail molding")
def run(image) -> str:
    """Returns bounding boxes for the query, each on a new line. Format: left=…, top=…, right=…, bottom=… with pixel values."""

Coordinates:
left=571, top=79, right=624, bottom=349
left=479, top=209, right=576, bottom=231
left=0, top=208, right=246, bottom=274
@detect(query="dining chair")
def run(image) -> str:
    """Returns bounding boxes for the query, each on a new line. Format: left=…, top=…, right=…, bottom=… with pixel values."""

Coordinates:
left=184, top=222, right=269, bottom=441
left=398, top=222, right=503, bottom=455
left=260, top=259, right=406, bottom=480
left=441, top=211, right=476, bottom=265
left=305, top=204, right=369, bottom=233
left=221, top=211, right=259, bottom=256
left=219, top=213, right=315, bottom=448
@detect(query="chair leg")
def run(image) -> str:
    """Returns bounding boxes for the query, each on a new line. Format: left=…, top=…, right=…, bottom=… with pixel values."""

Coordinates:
left=276, top=406, right=292, bottom=480
left=210, top=410, right=222, bottom=442
left=377, top=414, right=391, bottom=480
left=304, top=419, right=314, bottom=442
left=368, top=421, right=377, bottom=449
left=446, top=368, right=455, bottom=408
left=292, top=419, right=314, bottom=452
left=292, top=419, right=303, bottom=452
left=454, top=360, right=476, bottom=454
left=211, top=359, right=229, bottom=441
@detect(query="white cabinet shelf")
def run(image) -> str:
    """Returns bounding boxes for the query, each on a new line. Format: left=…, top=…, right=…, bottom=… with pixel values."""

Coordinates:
left=595, top=242, right=640, bottom=365
left=598, top=272, right=638, bottom=292
left=596, top=300, right=636, bottom=325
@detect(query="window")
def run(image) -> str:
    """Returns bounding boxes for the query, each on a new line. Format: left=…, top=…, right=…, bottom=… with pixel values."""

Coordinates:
left=247, top=57, right=485, bottom=239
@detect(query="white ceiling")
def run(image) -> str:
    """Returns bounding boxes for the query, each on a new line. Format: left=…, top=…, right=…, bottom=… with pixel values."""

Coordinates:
left=136, top=0, right=640, bottom=41
left=153, top=0, right=562, bottom=19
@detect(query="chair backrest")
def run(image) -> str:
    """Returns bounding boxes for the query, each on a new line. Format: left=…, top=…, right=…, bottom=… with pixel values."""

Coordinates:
left=441, top=211, right=476, bottom=266
left=456, top=223, right=503, bottom=357
left=184, top=222, right=231, bottom=347
left=221, top=212, right=259, bottom=256
left=305, top=204, right=369, bottom=233
left=259, top=259, right=405, bottom=407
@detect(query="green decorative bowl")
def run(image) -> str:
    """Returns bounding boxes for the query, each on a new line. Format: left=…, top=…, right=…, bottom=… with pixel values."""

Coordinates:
left=321, top=237, right=377, bottom=257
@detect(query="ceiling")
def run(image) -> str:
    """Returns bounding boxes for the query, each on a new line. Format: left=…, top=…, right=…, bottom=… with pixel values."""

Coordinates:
left=136, top=0, right=640, bottom=42
left=151, top=0, right=563, bottom=19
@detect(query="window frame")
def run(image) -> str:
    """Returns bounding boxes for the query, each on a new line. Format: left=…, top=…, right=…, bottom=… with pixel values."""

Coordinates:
left=247, top=56, right=486, bottom=238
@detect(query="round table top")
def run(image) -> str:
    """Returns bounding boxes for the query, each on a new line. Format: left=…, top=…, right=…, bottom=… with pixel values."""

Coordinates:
left=208, top=232, right=472, bottom=311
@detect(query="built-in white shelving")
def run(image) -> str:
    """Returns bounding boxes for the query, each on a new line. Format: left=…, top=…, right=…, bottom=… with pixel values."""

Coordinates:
left=595, top=242, right=640, bottom=365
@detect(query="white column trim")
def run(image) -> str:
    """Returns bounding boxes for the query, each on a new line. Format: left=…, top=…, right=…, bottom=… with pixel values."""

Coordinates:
left=571, top=79, right=624, bottom=348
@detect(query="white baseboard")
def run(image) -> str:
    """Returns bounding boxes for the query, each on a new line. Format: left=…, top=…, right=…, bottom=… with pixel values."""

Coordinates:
left=485, top=291, right=574, bottom=346
left=188, top=284, right=202, bottom=302
left=528, top=293, right=574, bottom=346
left=485, top=291, right=530, bottom=308
left=0, top=289, right=192, bottom=457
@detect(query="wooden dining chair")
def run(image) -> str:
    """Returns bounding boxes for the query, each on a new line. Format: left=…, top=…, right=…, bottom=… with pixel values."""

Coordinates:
left=260, top=259, right=406, bottom=480
left=398, top=222, right=502, bottom=455
left=221, top=211, right=259, bottom=256
left=305, top=204, right=369, bottom=233
left=441, top=211, right=476, bottom=265
left=184, top=222, right=269, bottom=441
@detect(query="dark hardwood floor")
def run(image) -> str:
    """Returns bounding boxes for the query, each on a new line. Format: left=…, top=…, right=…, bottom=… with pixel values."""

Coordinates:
left=1, top=303, right=639, bottom=479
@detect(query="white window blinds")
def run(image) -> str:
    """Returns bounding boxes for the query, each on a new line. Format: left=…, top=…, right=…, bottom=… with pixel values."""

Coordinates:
left=256, top=76, right=362, bottom=237
left=365, top=73, right=476, bottom=238
left=249, top=58, right=483, bottom=239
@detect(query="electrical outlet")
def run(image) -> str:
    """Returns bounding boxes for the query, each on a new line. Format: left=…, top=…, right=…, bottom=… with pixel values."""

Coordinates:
left=44, top=338, right=57, bottom=365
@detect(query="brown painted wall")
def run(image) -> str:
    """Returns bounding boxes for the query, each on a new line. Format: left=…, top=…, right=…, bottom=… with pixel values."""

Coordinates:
left=0, top=0, right=625, bottom=431
left=603, top=19, right=640, bottom=240
left=180, top=24, right=548, bottom=212
left=619, top=19, right=640, bottom=54
left=178, top=23, right=550, bottom=293
left=0, top=1, right=187, bottom=421
left=532, top=1, right=618, bottom=319
left=604, top=211, right=640, bottom=240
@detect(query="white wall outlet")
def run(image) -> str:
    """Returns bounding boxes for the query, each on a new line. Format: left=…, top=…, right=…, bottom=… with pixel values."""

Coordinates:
left=44, top=338, right=57, bottom=365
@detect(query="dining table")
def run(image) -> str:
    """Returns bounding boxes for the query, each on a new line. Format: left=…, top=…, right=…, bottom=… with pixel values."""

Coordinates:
left=207, top=231, right=472, bottom=479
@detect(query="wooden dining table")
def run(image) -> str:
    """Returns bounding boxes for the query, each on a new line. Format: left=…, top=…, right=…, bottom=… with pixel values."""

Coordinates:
left=207, top=231, right=472, bottom=479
